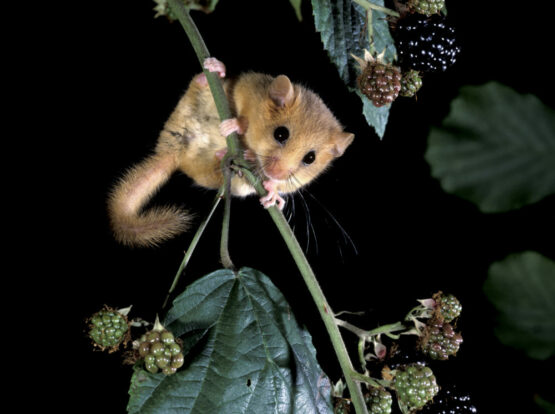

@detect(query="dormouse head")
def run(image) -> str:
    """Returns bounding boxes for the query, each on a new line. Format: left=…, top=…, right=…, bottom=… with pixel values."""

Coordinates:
left=244, top=74, right=354, bottom=193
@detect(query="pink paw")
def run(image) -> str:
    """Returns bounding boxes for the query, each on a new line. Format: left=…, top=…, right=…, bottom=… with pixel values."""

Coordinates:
left=203, top=57, right=226, bottom=78
left=219, top=118, right=245, bottom=137
left=260, top=180, right=285, bottom=210
left=215, top=148, right=227, bottom=160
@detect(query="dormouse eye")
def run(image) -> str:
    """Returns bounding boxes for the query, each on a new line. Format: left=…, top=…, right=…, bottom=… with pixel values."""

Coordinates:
left=273, top=126, right=289, bottom=144
left=302, top=150, right=316, bottom=165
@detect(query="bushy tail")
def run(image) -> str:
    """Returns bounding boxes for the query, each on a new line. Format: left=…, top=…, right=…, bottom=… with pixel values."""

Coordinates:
left=107, top=153, right=191, bottom=247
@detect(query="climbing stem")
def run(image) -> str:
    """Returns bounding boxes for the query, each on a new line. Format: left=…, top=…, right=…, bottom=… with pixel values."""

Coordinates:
left=167, top=2, right=369, bottom=413
left=162, top=187, right=224, bottom=309
left=220, top=157, right=234, bottom=270
left=352, top=0, right=400, bottom=17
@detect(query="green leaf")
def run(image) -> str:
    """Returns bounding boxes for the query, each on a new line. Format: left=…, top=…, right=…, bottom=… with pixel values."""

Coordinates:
left=128, top=267, right=333, bottom=413
left=289, top=0, right=303, bottom=21
left=484, top=252, right=555, bottom=360
left=311, top=0, right=397, bottom=138
left=426, top=82, right=555, bottom=212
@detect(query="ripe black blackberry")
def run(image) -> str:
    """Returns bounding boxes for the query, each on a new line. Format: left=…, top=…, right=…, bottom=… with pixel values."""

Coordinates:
left=420, top=384, right=478, bottom=413
left=393, top=13, right=460, bottom=72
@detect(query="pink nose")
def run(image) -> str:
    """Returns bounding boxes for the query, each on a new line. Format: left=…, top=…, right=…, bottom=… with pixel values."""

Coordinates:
left=265, top=158, right=290, bottom=181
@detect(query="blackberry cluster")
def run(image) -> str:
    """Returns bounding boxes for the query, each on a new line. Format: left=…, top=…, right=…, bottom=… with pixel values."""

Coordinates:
left=393, top=13, right=460, bottom=73
left=392, top=363, right=439, bottom=411
left=88, top=307, right=129, bottom=351
left=365, top=387, right=392, bottom=414
left=419, top=319, right=463, bottom=360
left=138, top=329, right=184, bottom=375
left=357, top=61, right=402, bottom=107
left=420, top=384, right=478, bottom=413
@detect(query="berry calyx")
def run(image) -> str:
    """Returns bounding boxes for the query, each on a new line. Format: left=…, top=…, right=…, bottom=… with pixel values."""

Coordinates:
left=392, top=363, right=439, bottom=411
left=393, top=13, right=460, bottom=73
left=88, top=306, right=130, bottom=352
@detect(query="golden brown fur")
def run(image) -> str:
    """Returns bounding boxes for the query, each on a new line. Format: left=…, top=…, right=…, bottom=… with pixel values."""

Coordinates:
left=108, top=67, right=354, bottom=247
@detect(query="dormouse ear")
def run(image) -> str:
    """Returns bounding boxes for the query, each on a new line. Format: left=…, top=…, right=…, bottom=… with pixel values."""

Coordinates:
left=269, top=75, right=295, bottom=107
left=331, top=132, right=354, bottom=157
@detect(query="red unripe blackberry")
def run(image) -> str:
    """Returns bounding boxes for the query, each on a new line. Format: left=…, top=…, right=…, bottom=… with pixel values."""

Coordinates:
left=418, top=320, right=463, bottom=360
left=358, top=61, right=402, bottom=107
left=393, top=13, right=460, bottom=73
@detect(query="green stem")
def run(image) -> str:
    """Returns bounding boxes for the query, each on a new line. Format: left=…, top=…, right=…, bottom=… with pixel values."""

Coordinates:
left=220, top=157, right=234, bottom=270
left=352, top=0, right=400, bottom=17
left=162, top=187, right=224, bottom=309
left=167, top=3, right=368, bottom=413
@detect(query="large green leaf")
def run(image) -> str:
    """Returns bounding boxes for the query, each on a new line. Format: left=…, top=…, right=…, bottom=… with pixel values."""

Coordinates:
left=128, top=267, right=333, bottom=413
left=311, top=0, right=396, bottom=138
left=426, top=82, right=555, bottom=212
left=484, top=252, right=555, bottom=360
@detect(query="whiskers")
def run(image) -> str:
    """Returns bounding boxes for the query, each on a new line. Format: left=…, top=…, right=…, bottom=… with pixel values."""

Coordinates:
left=283, top=175, right=358, bottom=260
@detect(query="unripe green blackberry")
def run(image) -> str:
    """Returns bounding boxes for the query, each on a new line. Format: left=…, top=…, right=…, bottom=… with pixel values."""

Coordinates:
left=138, top=328, right=184, bottom=375
left=434, top=292, right=462, bottom=322
left=334, top=398, right=352, bottom=414
left=408, top=0, right=445, bottom=16
left=392, top=363, right=439, bottom=411
left=88, top=307, right=129, bottom=351
left=358, top=61, right=402, bottom=107
left=400, top=69, right=423, bottom=97
left=365, top=387, right=392, bottom=414
left=419, top=320, right=463, bottom=360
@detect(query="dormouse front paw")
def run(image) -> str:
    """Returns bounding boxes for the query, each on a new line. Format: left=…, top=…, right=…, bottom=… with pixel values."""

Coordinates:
left=203, top=57, right=226, bottom=78
left=194, top=57, right=226, bottom=86
left=260, top=180, right=285, bottom=210
left=219, top=118, right=245, bottom=137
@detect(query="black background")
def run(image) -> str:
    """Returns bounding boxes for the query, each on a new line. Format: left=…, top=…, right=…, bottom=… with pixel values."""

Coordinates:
left=40, top=0, right=555, bottom=412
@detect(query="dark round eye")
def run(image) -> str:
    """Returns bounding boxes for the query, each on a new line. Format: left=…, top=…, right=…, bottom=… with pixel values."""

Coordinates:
left=302, top=150, right=316, bottom=165
left=273, top=126, right=289, bottom=144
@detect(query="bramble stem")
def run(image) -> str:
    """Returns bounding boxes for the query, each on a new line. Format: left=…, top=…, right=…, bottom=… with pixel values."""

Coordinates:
left=162, top=187, right=223, bottom=309
left=220, top=157, right=234, bottom=270
left=352, top=0, right=400, bottom=17
left=167, top=2, right=369, bottom=413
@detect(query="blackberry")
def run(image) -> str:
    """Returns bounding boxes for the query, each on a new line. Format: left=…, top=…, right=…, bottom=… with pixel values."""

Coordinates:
left=393, top=13, right=460, bottom=73
left=365, top=387, right=392, bottom=414
left=418, top=320, right=463, bottom=360
left=138, top=329, right=184, bottom=375
left=334, top=398, right=352, bottom=414
left=434, top=292, right=462, bottom=323
left=400, top=69, right=423, bottom=97
left=392, top=363, right=439, bottom=411
left=420, top=384, right=478, bottom=413
left=358, top=61, right=402, bottom=107
left=88, top=306, right=130, bottom=351
left=408, top=0, right=445, bottom=16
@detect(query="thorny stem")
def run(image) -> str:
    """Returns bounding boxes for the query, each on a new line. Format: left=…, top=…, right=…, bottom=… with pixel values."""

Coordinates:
left=167, top=2, right=369, bottom=413
left=162, top=187, right=224, bottom=309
